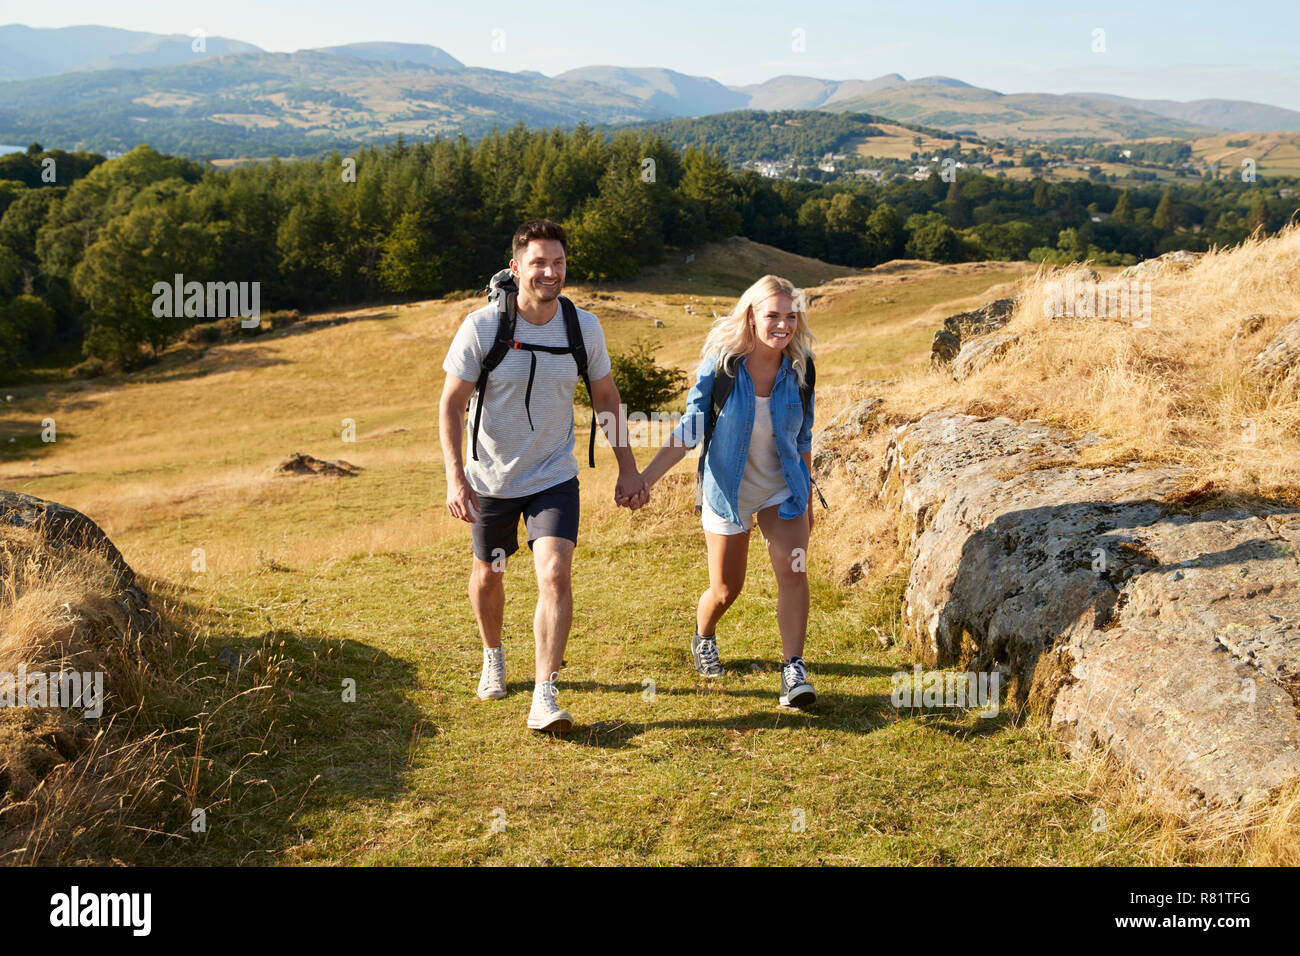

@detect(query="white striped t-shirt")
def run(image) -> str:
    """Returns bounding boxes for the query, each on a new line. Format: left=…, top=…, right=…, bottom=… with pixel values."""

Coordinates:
left=443, top=301, right=611, bottom=499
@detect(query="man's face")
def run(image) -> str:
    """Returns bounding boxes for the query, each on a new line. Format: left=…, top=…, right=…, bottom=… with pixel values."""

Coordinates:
left=512, top=239, right=566, bottom=302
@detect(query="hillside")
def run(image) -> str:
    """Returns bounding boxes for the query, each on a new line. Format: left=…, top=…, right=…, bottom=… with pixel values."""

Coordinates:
left=2, top=234, right=1295, bottom=864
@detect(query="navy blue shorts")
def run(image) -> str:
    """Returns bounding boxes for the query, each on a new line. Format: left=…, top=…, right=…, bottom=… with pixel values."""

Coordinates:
left=470, top=476, right=580, bottom=563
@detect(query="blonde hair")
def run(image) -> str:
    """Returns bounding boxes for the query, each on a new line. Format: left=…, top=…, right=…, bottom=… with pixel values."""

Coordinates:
left=700, top=274, right=816, bottom=387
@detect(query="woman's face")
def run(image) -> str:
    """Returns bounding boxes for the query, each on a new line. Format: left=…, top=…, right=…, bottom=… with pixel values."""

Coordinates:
left=751, top=293, right=798, bottom=352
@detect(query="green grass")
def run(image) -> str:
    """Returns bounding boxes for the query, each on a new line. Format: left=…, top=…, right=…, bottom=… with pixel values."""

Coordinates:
left=123, top=497, right=1166, bottom=866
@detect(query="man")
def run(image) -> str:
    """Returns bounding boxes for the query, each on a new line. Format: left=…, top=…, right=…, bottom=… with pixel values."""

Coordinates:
left=440, top=219, right=648, bottom=734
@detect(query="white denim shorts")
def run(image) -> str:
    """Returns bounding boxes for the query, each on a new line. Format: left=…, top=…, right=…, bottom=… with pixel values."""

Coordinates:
left=701, top=488, right=792, bottom=535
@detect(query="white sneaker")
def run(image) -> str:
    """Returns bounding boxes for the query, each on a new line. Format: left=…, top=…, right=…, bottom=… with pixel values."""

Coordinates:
left=477, top=646, right=506, bottom=700
left=526, top=671, right=573, bottom=733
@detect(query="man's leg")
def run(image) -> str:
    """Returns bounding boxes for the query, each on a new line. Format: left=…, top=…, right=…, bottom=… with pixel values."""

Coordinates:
left=469, top=555, right=506, bottom=649
left=469, top=493, right=522, bottom=700
left=531, top=536, right=574, bottom=682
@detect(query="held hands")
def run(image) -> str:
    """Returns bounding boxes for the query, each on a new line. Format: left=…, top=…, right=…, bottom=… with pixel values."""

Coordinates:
left=615, top=469, right=650, bottom=510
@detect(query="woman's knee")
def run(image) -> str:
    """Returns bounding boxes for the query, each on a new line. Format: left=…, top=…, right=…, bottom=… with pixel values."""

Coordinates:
left=709, top=578, right=744, bottom=607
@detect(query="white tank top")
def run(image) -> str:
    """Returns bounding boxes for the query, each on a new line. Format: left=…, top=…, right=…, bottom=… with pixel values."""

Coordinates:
left=737, top=395, right=791, bottom=514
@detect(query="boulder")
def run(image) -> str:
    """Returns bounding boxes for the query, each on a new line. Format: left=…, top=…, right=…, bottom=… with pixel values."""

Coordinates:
left=952, top=334, right=1019, bottom=381
left=1117, top=249, right=1201, bottom=280
left=274, top=453, right=360, bottom=477
left=930, top=297, right=1017, bottom=366
left=878, top=410, right=1300, bottom=817
left=0, top=490, right=160, bottom=640
left=812, top=397, right=884, bottom=478
left=1247, top=317, right=1300, bottom=392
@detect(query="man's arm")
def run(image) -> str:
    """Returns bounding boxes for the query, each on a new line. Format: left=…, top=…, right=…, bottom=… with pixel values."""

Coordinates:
left=588, top=371, right=648, bottom=508
left=440, top=373, right=481, bottom=522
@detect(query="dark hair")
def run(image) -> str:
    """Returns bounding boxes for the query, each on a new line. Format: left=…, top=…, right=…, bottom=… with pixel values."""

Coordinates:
left=512, top=220, right=567, bottom=261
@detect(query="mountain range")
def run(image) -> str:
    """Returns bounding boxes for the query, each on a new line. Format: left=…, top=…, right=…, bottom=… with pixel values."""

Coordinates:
left=2, top=23, right=1298, bottom=157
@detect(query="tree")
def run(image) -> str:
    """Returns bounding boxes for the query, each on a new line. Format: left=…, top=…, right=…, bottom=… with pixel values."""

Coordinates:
left=1152, top=189, right=1178, bottom=230
left=945, top=178, right=968, bottom=229
left=1249, top=194, right=1270, bottom=235
left=1111, top=189, right=1133, bottom=223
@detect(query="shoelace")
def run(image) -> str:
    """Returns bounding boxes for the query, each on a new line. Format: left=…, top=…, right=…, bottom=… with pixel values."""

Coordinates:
left=537, top=671, right=561, bottom=710
left=483, top=649, right=505, bottom=688
left=697, top=637, right=720, bottom=668
left=784, top=657, right=808, bottom=688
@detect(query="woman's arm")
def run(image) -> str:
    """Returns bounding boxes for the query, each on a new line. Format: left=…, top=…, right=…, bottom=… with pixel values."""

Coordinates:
left=641, top=433, right=689, bottom=487
left=643, top=355, right=716, bottom=488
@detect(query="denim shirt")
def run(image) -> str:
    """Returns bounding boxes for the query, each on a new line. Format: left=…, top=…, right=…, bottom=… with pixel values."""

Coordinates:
left=671, top=352, right=814, bottom=525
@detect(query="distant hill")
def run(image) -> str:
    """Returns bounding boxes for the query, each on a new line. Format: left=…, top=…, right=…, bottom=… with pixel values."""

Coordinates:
left=733, top=74, right=907, bottom=111
left=0, top=50, right=670, bottom=156
left=1078, top=93, right=1300, bottom=133
left=311, top=42, right=465, bottom=70
left=824, top=83, right=1216, bottom=140
left=2, top=23, right=1299, bottom=156
left=554, top=66, right=746, bottom=116
left=0, top=23, right=261, bottom=82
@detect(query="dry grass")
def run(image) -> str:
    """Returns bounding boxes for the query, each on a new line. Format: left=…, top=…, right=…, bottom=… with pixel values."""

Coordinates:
left=0, top=523, right=294, bottom=864
left=881, top=224, right=1300, bottom=499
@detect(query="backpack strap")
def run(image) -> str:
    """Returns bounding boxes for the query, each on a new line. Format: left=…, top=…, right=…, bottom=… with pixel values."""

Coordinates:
left=559, top=296, right=596, bottom=468
left=470, top=292, right=597, bottom=469
left=694, top=359, right=736, bottom=515
left=470, top=292, right=517, bottom=462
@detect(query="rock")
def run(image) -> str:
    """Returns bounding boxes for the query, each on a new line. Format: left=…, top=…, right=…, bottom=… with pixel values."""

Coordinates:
left=1117, top=249, right=1202, bottom=280
left=1247, top=317, right=1300, bottom=391
left=952, top=334, right=1019, bottom=381
left=930, top=329, right=961, bottom=367
left=812, top=398, right=884, bottom=478
left=930, top=297, right=1017, bottom=366
left=273, top=453, right=360, bottom=477
left=879, top=410, right=1300, bottom=818
left=0, top=490, right=160, bottom=639
left=1232, top=313, right=1269, bottom=341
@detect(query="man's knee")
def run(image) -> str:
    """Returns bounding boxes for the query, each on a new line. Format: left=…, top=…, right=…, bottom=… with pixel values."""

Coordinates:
left=470, top=558, right=506, bottom=591
left=534, top=545, right=573, bottom=598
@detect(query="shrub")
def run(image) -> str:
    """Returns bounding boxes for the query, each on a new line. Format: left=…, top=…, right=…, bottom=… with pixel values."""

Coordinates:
left=576, top=340, right=688, bottom=414
left=68, top=356, right=106, bottom=379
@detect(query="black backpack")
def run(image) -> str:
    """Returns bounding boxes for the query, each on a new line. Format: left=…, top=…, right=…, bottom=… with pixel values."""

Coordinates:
left=694, top=357, right=825, bottom=515
left=468, top=268, right=596, bottom=468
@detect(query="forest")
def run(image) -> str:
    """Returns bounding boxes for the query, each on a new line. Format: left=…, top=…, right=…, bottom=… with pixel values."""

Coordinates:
left=1, top=124, right=1296, bottom=375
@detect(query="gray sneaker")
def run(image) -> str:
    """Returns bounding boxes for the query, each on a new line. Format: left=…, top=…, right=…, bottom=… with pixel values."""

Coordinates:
left=779, top=655, right=816, bottom=709
left=691, top=632, right=724, bottom=678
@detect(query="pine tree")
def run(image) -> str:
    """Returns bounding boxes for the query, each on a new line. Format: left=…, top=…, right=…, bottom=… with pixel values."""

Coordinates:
left=1152, top=189, right=1177, bottom=230
left=1111, top=189, right=1133, bottom=223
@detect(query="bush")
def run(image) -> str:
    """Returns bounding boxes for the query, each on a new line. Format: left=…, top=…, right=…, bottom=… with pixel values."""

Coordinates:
left=184, top=322, right=224, bottom=345
left=265, top=309, right=301, bottom=330
left=575, top=340, right=688, bottom=414
left=69, top=356, right=107, bottom=379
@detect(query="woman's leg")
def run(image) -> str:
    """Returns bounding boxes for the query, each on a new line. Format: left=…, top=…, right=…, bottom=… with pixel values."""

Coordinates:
left=756, top=503, right=811, bottom=660
left=697, top=528, right=750, bottom=636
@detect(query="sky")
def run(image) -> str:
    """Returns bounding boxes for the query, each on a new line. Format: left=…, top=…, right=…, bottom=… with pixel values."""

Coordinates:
left=10, top=0, right=1300, bottom=110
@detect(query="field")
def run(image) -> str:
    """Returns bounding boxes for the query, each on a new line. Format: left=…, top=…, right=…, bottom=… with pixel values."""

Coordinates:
left=0, top=237, right=1290, bottom=864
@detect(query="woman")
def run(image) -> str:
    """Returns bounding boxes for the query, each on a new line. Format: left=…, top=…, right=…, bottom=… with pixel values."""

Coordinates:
left=640, top=275, right=817, bottom=709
